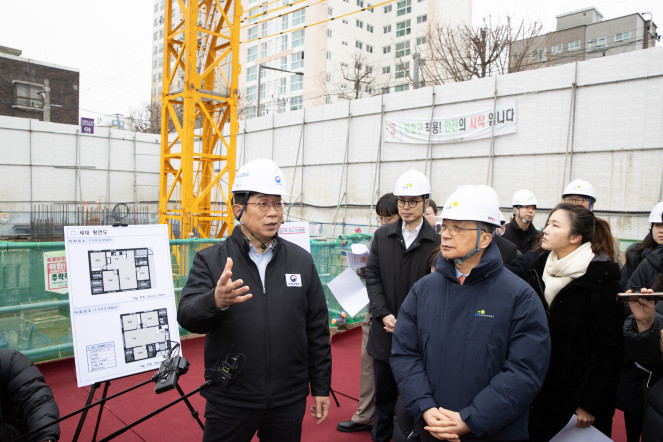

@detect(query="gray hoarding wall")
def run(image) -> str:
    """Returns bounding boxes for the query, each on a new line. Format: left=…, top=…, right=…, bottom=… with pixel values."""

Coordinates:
left=1, top=46, right=662, bottom=241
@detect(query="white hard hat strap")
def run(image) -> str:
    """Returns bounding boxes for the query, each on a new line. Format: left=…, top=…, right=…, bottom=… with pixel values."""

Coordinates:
left=455, top=222, right=483, bottom=265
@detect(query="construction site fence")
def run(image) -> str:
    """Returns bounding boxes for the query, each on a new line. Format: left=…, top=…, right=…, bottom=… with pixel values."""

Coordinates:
left=0, top=234, right=371, bottom=364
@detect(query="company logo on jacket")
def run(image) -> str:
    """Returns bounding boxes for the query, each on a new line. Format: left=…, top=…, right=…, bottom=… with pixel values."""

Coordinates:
left=475, top=309, right=495, bottom=318
left=286, top=274, right=302, bottom=286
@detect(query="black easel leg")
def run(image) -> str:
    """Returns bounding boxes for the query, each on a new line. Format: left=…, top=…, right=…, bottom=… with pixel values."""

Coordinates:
left=175, top=384, right=204, bottom=429
left=92, top=381, right=111, bottom=442
left=330, top=389, right=340, bottom=407
left=74, top=382, right=99, bottom=442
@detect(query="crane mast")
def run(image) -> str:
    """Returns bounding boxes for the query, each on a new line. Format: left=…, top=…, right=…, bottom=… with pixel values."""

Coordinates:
left=158, top=0, right=241, bottom=239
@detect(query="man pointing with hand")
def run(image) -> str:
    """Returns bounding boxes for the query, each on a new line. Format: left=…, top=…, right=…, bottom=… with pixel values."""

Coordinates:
left=178, top=159, right=332, bottom=442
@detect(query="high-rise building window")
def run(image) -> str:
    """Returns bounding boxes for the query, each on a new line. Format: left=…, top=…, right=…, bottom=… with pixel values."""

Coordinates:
left=568, top=40, right=581, bottom=51
left=279, top=78, right=286, bottom=94
left=246, top=85, right=257, bottom=101
left=551, top=44, right=563, bottom=54
left=366, top=45, right=374, bottom=53
left=248, top=26, right=258, bottom=40
left=246, top=65, right=257, bottom=82
left=281, top=56, right=288, bottom=70
left=356, top=20, right=364, bottom=29
left=281, top=35, right=288, bottom=51
left=383, top=45, right=391, bottom=54
left=328, top=29, right=332, bottom=38
left=382, top=66, right=390, bottom=74
left=416, top=36, right=427, bottom=45
left=292, top=9, right=305, bottom=26
left=290, top=95, right=303, bottom=110
left=396, top=0, right=411, bottom=16
left=395, top=62, right=409, bottom=79
left=260, top=42, right=268, bottom=58
left=262, top=22, right=269, bottom=37
left=416, top=14, right=427, bottom=24
left=291, top=75, right=303, bottom=91
left=615, top=30, right=631, bottom=41
left=367, top=24, right=374, bottom=33
left=247, top=46, right=258, bottom=62
left=396, top=20, right=411, bottom=37
left=395, top=84, right=409, bottom=92
left=395, top=41, right=410, bottom=57
left=291, top=51, right=304, bottom=69
left=384, top=25, right=391, bottom=33
left=356, top=41, right=363, bottom=49
left=384, top=5, right=392, bottom=13
left=282, top=14, right=289, bottom=30
left=292, top=29, right=305, bottom=47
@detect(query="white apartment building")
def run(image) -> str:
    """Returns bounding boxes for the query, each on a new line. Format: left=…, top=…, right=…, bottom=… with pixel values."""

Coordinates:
left=239, top=0, right=471, bottom=118
left=149, top=1, right=471, bottom=116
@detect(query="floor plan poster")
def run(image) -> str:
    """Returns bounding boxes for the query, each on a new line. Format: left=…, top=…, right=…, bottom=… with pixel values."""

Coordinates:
left=64, top=225, right=181, bottom=387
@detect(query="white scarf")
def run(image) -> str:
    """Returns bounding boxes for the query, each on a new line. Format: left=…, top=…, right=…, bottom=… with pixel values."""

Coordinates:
left=542, top=242, right=595, bottom=305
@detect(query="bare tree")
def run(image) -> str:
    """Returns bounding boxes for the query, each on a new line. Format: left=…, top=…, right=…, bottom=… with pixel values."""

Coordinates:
left=418, top=16, right=545, bottom=86
left=324, top=52, right=391, bottom=100
left=128, top=101, right=161, bottom=134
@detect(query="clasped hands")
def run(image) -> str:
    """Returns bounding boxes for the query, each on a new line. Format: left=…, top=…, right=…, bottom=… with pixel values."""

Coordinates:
left=422, top=407, right=470, bottom=440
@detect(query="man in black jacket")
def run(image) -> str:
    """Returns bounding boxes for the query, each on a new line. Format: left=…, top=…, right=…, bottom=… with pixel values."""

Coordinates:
left=0, top=347, right=60, bottom=441
left=178, top=159, right=332, bottom=442
left=503, top=189, right=539, bottom=254
left=366, top=170, right=441, bottom=442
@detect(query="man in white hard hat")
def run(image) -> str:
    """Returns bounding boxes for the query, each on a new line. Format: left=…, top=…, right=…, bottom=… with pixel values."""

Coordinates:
left=562, top=179, right=597, bottom=211
left=562, top=178, right=622, bottom=265
left=365, top=170, right=440, bottom=442
left=391, top=185, right=550, bottom=441
left=178, top=159, right=332, bottom=442
left=503, top=189, right=539, bottom=254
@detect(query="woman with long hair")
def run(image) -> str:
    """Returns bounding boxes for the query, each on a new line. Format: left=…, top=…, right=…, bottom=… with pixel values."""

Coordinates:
left=527, top=203, right=624, bottom=441
left=620, top=202, right=663, bottom=290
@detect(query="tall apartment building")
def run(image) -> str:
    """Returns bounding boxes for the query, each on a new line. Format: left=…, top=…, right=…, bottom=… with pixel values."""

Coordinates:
left=149, top=1, right=471, bottom=117
left=238, top=0, right=471, bottom=118
left=510, top=7, right=658, bottom=71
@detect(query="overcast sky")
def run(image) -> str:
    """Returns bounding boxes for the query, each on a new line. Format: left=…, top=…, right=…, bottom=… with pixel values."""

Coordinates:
left=1, top=0, right=661, bottom=123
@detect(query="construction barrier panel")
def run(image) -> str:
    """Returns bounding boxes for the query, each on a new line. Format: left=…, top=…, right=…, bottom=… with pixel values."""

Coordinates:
left=0, top=234, right=371, bottom=363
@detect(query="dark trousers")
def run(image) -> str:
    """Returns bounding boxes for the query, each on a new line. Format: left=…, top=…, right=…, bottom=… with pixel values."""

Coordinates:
left=202, top=398, right=306, bottom=442
left=373, top=358, right=399, bottom=442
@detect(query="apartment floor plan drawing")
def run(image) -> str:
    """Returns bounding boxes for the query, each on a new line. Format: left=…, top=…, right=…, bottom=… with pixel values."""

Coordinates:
left=89, top=248, right=152, bottom=294
left=121, top=308, right=170, bottom=363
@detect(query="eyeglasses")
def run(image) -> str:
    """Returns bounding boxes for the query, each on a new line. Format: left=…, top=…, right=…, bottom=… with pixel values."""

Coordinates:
left=397, top=199, right=423, bottom=208
left=564, top=197, right=589, bottom=204
left=246, top=200, right=284, bottom=212
left=439, top=224, right=484, bottom=236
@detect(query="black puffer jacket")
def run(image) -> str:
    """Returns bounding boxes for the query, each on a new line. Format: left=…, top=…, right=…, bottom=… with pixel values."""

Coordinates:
left=0, top=348, right=60, bottom=441
left=623, top=313, right=663, bottom=442
left=178, top=228, right=332, bottom=409
left=365, top=219, right=440, bottom=361
left=502, top=218, right=539, bottom=254
left=627, top=247, right=663, bottom=290
left=527, top=251, right=624, bottom=441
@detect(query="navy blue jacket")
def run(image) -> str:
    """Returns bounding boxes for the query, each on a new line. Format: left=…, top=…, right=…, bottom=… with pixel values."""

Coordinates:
left=391, top=242, right=551, bottom=440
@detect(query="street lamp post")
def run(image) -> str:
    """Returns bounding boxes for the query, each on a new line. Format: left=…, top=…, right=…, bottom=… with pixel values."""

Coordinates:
left=256, top=63, right=304, bottom=117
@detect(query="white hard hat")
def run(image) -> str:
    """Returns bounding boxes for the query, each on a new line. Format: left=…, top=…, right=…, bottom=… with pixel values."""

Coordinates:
left=441, top=185, right=502, bottom=227
left=512, top=189, right=538, bottom=207
left=648, top=201, right=663, bottom=223
left=562, top=179, right=596, bottom=202
left=393, top=170, right=432, bottom=196
left=232, top=159, right=290, bottom=196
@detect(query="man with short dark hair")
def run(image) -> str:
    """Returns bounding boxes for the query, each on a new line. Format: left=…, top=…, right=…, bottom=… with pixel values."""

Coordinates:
left=503, top=189, right=539, bottom=253
left=178, top=159, right=331, bottom=442
left=366, top=170, right=440, bottom=442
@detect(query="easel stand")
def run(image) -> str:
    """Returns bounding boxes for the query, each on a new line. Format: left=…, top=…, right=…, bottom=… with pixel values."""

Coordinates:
left=19, top=372, right=204, bottom=442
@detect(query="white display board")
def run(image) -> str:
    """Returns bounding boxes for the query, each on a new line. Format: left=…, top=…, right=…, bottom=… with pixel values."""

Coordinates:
left=278, top=221, right=311, bottom=253
left=64, top=224, right=181, bottom=387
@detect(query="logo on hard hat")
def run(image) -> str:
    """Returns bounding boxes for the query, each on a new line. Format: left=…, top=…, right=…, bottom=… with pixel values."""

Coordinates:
left=237, top=172, right=249, bottom=178
left=487, top=217, right=495, bottom=222
left=444, top=201, right=459, bottom=210
left=275, top=176, right=281, bottom=184
left=401, top=182, right=413, bottom=189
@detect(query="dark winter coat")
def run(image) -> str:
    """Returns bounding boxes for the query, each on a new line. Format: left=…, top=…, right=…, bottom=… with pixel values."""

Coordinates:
left=0, top=348, right=60, bottom=441
left=365, top=218, right=440, bottom=361
left=391, top=243, right=550, bottom=440
left=623, top=313, right=663, bottom=442
left=177, top=228, right=332, bottom=410
left=492, top=234, right=518, bottom=265
left=502, top=218, right=539, bottom=254
left=527, top=251, right=624, bottom=441
left=627, top=247, right=663, bottom=290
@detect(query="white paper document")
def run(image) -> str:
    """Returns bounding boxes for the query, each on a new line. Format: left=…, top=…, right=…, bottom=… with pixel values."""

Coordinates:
left=327, top=268, right=369, bottom=317
left=278, top=221, right=311, bottom=253
left=549, top=415, right=612, bottom=442
left=347, top=243, right=370, bottom=269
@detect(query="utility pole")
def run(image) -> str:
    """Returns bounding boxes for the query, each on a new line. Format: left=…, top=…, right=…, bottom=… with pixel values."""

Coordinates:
left=42, top=79, right=51, bottom=122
